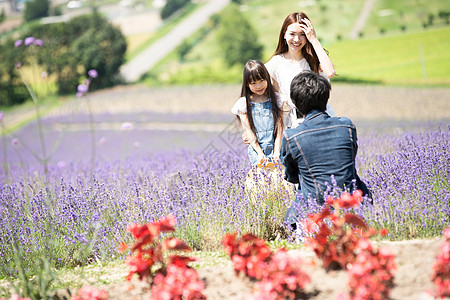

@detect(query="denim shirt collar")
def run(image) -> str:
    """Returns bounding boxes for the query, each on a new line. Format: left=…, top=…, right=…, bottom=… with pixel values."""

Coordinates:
left=304, top=109, right=326, bottom=122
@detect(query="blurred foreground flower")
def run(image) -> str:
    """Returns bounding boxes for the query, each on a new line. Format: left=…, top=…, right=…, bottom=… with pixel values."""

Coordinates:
left=121, top=122, right=133, bottom=131
left=430, top=227, right=450, bottom=299
left=88, top=69, right=98, bottom=78
left=122, top=214, right=206, bottom=299
left=75, top=69, right=98, bottom=171
left=70, top=285, right=108, bottom=300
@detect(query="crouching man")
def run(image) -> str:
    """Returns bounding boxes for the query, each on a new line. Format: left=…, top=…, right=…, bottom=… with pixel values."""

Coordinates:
left=281, top=71, right=371, bottom=227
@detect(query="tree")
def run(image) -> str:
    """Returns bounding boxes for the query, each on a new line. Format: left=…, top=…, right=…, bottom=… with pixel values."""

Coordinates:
left=160, top=0, right=190, bottom=20
left=24, top=0, right=49, bottom=22
left=72, top=14, right=127, bottom=89
left=216, top=4, right=263, bottom=67
left=22, top=13, right=127, bottom=95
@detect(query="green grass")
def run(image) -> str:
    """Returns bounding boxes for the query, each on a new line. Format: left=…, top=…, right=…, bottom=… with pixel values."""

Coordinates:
left=363, top=0, right=449, bottom=36
left=143, top=0, right=450, bottom=87
left=328, top=27, right=450, bottom=85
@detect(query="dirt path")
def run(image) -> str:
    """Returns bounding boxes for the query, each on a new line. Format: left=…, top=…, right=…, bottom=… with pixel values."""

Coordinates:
left=349, top=0, right=376, bottom=39
left=119, top=0, right=231, bottom=82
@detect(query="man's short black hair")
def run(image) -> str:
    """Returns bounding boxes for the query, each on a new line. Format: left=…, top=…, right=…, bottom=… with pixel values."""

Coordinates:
left=290, top=70, right=331, bottom=116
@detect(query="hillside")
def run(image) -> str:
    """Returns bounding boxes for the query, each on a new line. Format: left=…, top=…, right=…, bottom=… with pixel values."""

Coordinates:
left=143, top=0, right=450, bottom=86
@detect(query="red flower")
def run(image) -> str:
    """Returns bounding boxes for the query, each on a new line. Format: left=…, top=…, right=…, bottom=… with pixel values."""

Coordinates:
left=163, top=237, right=191, bottom=251
left=70, top=285, right=108, bottom=300
left=430, top=227, right=450, bottom=298
left=125, top=253, right=152, bottom=281
left=123, top=215, right=205, bottom=299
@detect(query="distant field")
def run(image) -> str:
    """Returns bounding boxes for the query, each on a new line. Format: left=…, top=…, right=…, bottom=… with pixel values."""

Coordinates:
left=328, top=27, right=450, bottom=85
left=146, top=0, right=450, bottom=87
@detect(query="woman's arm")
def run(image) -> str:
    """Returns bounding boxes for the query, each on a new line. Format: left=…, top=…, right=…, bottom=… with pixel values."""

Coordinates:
left=239, top=112, right=267, bottom=164
left=301, top=18, right=336, bottom=78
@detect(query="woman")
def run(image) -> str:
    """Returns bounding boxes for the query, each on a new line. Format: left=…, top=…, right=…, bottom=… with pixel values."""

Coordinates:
left=265, top=12, right=336, bottom=128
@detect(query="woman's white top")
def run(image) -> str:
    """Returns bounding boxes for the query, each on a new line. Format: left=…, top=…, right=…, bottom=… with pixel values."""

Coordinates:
left=265, top=54, right=336, bottom=128
left=231, top=92, right=284, bottom=115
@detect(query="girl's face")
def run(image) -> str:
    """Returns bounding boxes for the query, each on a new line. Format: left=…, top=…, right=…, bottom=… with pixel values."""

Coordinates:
left=284, top=22, right=307, bottom=52
left=248, top=78, right=268, bottom=96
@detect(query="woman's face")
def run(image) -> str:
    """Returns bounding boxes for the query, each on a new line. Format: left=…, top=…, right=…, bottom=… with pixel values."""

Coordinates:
left=284, top=22, right=307, bottom=53
left=248, top=78, right=268, bottom=96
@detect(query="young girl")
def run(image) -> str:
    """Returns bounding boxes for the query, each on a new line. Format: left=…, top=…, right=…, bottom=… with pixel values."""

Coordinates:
left=265, top=12, right=336, bottom=128
left=231, top=60, right=284, bottom=166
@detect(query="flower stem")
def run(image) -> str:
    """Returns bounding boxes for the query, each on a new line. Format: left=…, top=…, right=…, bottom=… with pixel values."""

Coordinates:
left=86, top=96, right=96, bottom=173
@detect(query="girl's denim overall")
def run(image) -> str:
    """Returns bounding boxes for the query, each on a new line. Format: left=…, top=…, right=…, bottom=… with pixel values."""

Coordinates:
left=248, top=100, right=274, bottom=165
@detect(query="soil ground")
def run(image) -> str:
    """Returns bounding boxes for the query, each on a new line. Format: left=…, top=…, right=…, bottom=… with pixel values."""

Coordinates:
left=99, top=237, right=446, bottom=300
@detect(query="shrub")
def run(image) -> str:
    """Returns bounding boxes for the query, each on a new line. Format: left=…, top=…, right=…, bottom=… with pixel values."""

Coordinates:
left=0, top=38, right=30, bottom=106
left=216, top=4, right=263, bottom=67
left=160, top=0, right=190, bottom=20
left=122, top=214, right=206, bottom=299
left=24, top=0, right=49, bottom=22
left=19, top=12, right=126, bottom=95
left=222, top=232, right=310, bottom=299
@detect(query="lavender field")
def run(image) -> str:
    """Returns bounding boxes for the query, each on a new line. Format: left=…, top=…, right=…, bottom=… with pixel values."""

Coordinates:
left=0, top=84, right=449, bottom=279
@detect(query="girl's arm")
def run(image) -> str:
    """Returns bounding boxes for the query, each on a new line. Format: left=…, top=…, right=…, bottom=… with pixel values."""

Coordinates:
left=301, top=18, right=336, bottom=78
left=239, top=113, right=268, bottom=164
left=272, top=118, right=284, bottom=163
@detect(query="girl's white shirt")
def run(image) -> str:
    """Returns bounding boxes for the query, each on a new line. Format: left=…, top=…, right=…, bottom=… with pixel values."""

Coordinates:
left=231, top=92, right=284, bottom=115
left=265, top=55, right=336, bottom=128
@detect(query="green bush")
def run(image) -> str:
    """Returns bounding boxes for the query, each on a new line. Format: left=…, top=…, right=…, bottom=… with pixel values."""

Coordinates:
left=24, top=0, right=49, bottom=22
left=161, top=0, right=190, bottom=20
left=0, top=38, right=29, bottom=107
left=24, top=13, right=127, bottom=94
left=72, top=16, right=127, bottom=89
left=0, top=8, right=5, bottom=24
left=216, top=4, right=263, bottom=67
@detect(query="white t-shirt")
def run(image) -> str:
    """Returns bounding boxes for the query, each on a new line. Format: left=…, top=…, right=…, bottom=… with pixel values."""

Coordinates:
left=265, top=54, right=336, bottom=128
left=231, top=92, right=284, bottom=115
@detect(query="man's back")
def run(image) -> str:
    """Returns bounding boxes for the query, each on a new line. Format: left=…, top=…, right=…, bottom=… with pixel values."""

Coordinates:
left=281, top=109, right=359, bottom=203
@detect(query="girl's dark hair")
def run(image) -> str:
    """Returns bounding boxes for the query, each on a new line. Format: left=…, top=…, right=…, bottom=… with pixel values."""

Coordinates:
left=271, top=12, right=326, bottom=74
left=238, top=59, right=283, bottom=142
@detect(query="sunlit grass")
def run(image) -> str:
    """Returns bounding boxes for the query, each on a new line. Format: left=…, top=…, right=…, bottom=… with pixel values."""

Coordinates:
left=327, top=27, right=450, bottom=85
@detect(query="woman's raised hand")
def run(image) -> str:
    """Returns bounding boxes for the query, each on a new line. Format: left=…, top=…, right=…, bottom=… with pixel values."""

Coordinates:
left=300, top=18, right=317, bottom=42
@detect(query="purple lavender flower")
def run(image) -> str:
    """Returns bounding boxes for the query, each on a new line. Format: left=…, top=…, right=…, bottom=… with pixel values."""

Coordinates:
left=99, top=136, right=107, bottom=145
left=0, top=111, right=3, bottom=122
left=34, top=39, right=43, bottom=47
left=88, top=69, right=98, bottom=78
left=77, top=84, right=88, bottom=94
left=120, top=122, right=133, bottom=131
left=14, top=40, right=23, bottom=47
left=24, top=37, right=35, bottom=46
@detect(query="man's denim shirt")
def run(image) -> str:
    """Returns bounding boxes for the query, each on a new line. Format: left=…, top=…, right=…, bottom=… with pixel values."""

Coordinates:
left=281, top=109, right=359, bottom=203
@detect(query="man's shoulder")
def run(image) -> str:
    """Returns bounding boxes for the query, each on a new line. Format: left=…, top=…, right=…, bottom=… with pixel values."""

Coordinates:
left=283, top=124, right=307, bottom=141
left=283, top=115, right=355, bottom=139
left=334, top=116, right=355, bottom=126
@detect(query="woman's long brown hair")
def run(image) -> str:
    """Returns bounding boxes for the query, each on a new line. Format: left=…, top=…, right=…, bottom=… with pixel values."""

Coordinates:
left=271, top=12, right=323, bottom=74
